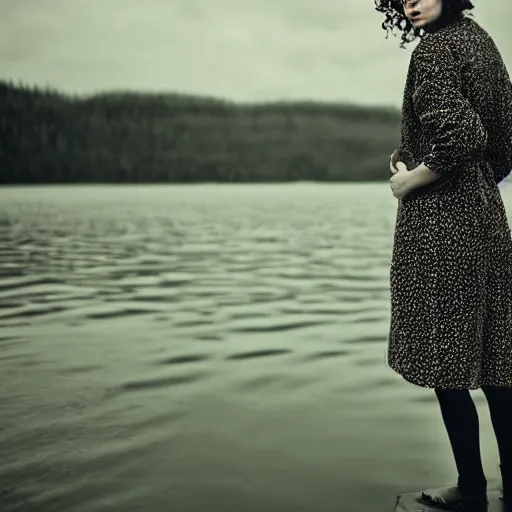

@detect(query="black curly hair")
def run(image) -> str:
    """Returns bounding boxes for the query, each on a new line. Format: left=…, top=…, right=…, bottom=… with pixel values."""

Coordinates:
left=374, top=0, right=475, bottom=49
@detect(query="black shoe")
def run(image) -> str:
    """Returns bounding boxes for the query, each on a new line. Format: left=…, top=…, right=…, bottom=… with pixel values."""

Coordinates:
left=418, top=486, right=488, bottom=511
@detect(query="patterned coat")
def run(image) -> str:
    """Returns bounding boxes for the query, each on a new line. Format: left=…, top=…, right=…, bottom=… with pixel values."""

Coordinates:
left=387, top=14, right=512, bottom=389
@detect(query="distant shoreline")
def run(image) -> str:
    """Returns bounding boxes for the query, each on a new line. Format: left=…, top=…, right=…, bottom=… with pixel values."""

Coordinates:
left=1, top=79, right=401, bottom=185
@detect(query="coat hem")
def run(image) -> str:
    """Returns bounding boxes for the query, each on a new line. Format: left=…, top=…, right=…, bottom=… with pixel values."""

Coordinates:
left=388, top=362, right=482, bottom=390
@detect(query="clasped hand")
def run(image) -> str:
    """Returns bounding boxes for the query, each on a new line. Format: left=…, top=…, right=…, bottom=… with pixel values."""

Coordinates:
left=389, top=151, right=416, bottom=198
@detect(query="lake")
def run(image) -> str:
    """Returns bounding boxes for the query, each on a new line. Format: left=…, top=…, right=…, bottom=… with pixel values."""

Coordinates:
left=0, top=183, right=509, bottom=512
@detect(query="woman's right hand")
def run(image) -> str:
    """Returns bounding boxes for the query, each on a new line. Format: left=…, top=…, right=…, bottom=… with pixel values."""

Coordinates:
left=390, top=150, right=409, bottom=175
left=390, top=149, right=399, bottom=174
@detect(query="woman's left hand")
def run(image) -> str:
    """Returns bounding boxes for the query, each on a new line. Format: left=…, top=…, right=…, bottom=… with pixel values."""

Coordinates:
left=389, top=162, right=416, bottom=198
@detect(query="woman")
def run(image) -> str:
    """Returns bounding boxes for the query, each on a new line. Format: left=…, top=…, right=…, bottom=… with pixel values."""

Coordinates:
left=374, top=0, right=512, bottom=510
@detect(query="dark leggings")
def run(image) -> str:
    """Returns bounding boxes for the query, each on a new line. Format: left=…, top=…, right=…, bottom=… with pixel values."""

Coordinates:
left=435, top=386, right=512, bottom=493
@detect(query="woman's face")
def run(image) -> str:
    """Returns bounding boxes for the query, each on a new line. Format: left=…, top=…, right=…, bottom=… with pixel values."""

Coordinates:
left=401, top=0, right=443, bottom=28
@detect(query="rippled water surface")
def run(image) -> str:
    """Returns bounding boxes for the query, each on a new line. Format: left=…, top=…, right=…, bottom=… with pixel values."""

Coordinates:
left=0, top=184, right=508, bottom=512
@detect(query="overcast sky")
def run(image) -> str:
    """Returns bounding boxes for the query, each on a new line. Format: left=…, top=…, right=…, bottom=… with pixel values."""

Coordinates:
left=1, top=0, right=511, bottom=108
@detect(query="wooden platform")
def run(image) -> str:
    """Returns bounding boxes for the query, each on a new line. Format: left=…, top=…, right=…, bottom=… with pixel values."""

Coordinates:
left=394, top=489, right=504, bottom=512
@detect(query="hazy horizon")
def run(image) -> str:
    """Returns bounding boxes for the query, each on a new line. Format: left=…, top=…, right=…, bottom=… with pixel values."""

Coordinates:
left=1, top=0, right=511, bottom=109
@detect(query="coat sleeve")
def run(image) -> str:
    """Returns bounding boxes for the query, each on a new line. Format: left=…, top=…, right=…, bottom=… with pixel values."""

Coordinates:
left=411, top=44, right=488, bottom=177
left=493, top=79, right=512, bottom=184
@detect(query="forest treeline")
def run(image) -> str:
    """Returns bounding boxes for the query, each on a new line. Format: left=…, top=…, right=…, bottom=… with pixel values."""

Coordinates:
left=0, top=80, right=402, bottom=184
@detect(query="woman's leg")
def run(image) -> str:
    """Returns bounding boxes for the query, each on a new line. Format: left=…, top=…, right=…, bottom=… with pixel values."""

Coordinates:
left=481, top=385, right=512, bottom=501
left=433, top=388, right=487, bottom=493
left=420, top=388, right=488, bottom=510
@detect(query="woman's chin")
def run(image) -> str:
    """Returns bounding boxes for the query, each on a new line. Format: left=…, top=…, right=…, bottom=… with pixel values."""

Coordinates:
left=411, top=19, right=428, bottom=28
